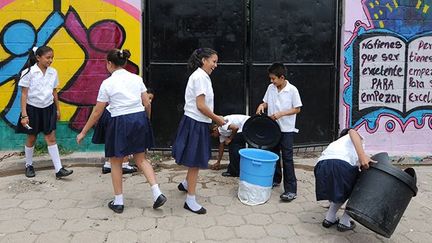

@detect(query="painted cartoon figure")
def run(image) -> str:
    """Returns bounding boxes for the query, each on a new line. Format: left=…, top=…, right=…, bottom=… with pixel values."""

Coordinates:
left=59, top=7, right=138, bottom=131
left=0, top=12, right=64, bottom=127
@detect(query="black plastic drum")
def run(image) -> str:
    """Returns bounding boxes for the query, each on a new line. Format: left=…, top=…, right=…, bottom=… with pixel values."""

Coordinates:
left=346, top=152, right=418, bottom=238
left=242, top=114, right=281, bottom=149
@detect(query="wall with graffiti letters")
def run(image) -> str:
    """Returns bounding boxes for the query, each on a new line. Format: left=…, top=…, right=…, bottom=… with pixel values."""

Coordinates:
left=0, top=0, right=141, bottom=151
left=342, top=0, right=432, bottom=155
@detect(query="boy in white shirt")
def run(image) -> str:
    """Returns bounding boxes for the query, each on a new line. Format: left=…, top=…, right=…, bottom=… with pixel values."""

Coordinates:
left=210, top=114, right=250, bottom=177
left=256, top=63, right=302, bottom=202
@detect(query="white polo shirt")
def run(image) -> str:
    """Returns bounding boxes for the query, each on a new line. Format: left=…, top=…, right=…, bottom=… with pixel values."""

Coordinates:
left=97, top=69, right=146, bottom=117
left=18, top=64, right=59, bottom=108
left=218, top=114, right=250, bottom=143
left=263, top=80, right=302, bottom=132
left=184, top=68, right=214, bottom=123
left=318, top=134, right=363, bottom=167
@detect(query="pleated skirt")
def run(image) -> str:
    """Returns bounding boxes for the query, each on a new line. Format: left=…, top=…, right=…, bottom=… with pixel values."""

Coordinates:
left=104, top=111, right=154, bottom=158
left=314, top=159, right=359, bottom=203
left=91, top=108, right=110, bottom=144
left=16, top=103, right=56, bottom=135
left=172, top=115, right=211, bottom=169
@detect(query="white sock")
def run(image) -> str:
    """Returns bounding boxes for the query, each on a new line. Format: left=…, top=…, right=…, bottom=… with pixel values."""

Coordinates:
left=186, top=194, right=202, bottom=211
left=181, top=179, right=188, bottom=190
left=104, top=161, right=111, bottom=168
left=151, top=184, right=162, bottom=201
left=114, top=194, right=123, bottom=205
left=24, top=146, right=34, bottom=167
left=325, top=202, right=342, bottom=222
left=340, top=211, right=352, bottom=226
left=47, top=144, right=62, bottom=172
left=122, top=162, right=134, bottom=169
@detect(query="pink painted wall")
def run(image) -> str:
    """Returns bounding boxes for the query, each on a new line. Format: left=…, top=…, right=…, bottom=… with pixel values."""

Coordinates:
left=340, top=0, right=432, bottom=156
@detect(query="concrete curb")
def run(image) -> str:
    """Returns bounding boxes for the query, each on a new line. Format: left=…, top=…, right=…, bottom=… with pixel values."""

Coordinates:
left=1, top=151, right=431, bottom=177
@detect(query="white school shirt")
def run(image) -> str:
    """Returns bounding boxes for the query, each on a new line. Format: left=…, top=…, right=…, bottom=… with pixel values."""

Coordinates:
left=318, top=134, right=363, bottom=167
left=218, top=114, right=250, bottom=143
left=18, top=64, right=59, bottom=108
left=97, top=69, right=146, bottom=117
left=183, top=68, right=214, bottom=123
left=263, top=80, right=302, bottom=132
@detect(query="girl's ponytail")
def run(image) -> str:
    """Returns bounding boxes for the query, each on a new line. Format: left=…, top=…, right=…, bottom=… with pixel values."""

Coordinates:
left=107, top=49, right=130, bottom=67
left=14, top=48, right=37, bottom=83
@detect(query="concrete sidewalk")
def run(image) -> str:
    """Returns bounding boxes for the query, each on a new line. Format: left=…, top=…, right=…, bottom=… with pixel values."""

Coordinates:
left=0, top=151, right=431, bottom=242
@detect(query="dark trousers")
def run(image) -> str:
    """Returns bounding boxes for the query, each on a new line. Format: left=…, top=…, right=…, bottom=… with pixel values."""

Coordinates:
left=271, top=132, right=296, bottom=193
left=227, top=133, right=246, bottom=176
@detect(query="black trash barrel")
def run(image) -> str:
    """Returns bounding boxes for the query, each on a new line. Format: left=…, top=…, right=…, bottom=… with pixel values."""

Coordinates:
left=242, top=114, right=281, bottom=150
left=346, top=152, right=418, bottom=238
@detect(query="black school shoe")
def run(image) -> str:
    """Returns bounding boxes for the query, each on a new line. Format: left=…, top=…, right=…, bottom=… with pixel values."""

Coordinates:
left=25, top=165, right=35, bottom=178
left=101, top=166, right=138, bottom=174
left=122, top=165, right=138, bottom=174
left=280, top=192, right=297, bottom=202
left=177, top=183, right=188, bottom=192
left=153, top=194, right=167, bottom=209
left=55, top=168, right=73, bottom=178
left=102, top=166, right=111, bottom=174
left=221, top=171, right=238, bottom=177
left=337, top=221, right=356, bottom=232
left=183, top=202, right=206, bottom=214
left=108, top=200, right=124, bottom=214
left=322, top=218, right=339, bottom=228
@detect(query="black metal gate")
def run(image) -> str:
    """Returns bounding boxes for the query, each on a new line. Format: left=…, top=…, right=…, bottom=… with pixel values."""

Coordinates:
left=143, top=0, right=340, bottom=148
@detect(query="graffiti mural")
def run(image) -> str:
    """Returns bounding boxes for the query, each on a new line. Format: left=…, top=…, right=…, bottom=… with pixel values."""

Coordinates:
left=59, top=7, right=139, bottom=131
left=343, top=0, right=432, bottom=155
left=0, top=12, right=64, bottom=127
left=0, top=0, right=141, bottom=150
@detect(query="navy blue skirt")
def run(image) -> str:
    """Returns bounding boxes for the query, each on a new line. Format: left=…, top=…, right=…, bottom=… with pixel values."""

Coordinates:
left=314, top=159, right=360, bottom=203
left=91, top=109, right=110, bottom=144
left=16, top=103, right=56, bottom=135
left=104, top=111, right=154, bottom=158
left=172, top=115, right=211, bottom=169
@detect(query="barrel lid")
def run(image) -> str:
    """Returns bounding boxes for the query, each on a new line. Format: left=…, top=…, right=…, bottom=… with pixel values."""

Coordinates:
left=370, top=152, right=418, bottom=196
left=242, top=114, right=281, bottom=149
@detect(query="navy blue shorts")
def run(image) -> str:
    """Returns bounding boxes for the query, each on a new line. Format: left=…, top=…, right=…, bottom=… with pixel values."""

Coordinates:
left=172, top=115, right=211, bottom=169
left=314, top=159, right=359, bottom=203
left=104, top=111, right=154, bottom=158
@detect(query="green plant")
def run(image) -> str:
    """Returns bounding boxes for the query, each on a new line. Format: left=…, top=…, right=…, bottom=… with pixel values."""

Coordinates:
left=33, top=142, right=73, bottom=156
left=34, top=142, right=48, bottom=156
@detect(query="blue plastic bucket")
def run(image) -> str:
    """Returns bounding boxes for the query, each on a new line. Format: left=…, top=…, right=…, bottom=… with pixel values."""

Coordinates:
left=239, top=148, right=279, bottom=187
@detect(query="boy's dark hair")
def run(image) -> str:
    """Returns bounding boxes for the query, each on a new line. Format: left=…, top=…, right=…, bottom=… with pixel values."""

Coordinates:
left=210, top=123, right=218, bottom=133
left=267, top=62, right=287, bottom=78
left=17, top=46, right=54, bottom=80
left=187, top=47, right=217, bottom=73
left=107, top=49, right=131, bottom=67
left=147, top=87, right=154, bottom=95
left=339, top=128, right=351, bottom=138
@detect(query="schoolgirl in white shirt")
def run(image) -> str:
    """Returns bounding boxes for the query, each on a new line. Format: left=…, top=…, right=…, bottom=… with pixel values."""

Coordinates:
left=17, top=46, right=73, bottom=179
left=314, top=129, right=375, bottom=231
left=172, top=48, right=225, bottom=214
left=77, top=49, right=166, bottom=213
